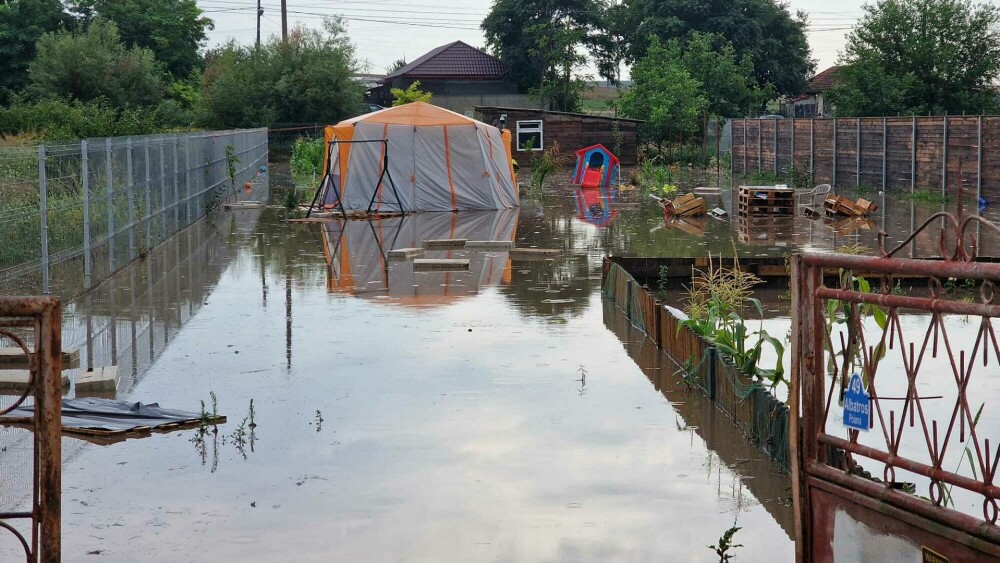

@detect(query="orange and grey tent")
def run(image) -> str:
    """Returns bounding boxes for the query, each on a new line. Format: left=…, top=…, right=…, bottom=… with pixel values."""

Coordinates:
left=317, top=102, right=519, bottom=213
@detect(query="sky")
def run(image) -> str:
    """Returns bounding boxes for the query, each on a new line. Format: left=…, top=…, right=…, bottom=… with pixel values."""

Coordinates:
left=198, top=0, right=866, bottom=78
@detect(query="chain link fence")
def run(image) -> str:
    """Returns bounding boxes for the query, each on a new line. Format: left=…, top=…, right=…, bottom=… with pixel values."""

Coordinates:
left=0, top=129, right=268, bottom=296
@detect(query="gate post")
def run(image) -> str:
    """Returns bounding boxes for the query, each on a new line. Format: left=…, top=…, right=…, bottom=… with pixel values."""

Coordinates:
left=37, top=299, right=62, bottom=563
left=790, top=254, right=823, bottom=562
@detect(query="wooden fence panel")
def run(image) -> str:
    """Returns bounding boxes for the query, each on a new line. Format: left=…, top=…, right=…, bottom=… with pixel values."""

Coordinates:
left=859, top=118, right=884, bottom=188
left=886, top=118, right=914, bottom=191
left=731, top=115, right=1000, bottom=198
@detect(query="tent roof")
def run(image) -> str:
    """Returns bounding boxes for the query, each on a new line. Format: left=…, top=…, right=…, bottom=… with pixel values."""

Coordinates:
left=334, top=101, right=484, bottom=128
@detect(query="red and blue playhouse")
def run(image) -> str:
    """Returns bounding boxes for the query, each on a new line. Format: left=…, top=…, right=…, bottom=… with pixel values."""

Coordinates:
left=571, top=144, right=620, bottom=189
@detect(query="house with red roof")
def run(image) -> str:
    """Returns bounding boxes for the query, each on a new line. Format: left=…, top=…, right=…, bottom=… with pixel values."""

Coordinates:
left=785, top=66, right=842, bottom=117
left=367, top=41, right=531, bottom=115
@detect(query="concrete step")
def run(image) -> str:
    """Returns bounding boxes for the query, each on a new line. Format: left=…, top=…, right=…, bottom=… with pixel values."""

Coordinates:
left=0, top=347, right=80, bottom=369
left=465, top=240, right=515, bottom=250
left=422, top=239, right=468, bottom=249
left=413, top=259, right=470, bottom=271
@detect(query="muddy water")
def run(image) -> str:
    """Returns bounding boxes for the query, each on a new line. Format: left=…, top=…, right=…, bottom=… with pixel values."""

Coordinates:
left=1, top=165, right=991, bottom=561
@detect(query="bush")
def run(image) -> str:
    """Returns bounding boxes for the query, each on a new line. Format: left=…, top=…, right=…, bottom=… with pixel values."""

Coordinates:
left=0, top=98, right=163, bottom=140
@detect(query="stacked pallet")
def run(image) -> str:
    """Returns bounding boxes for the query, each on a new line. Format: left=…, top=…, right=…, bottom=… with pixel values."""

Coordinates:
left=737, top=186, right=795, bottom=216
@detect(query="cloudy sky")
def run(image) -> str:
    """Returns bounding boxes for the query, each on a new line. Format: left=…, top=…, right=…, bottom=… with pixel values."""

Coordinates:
left=198, top=0, right=864, bottom=77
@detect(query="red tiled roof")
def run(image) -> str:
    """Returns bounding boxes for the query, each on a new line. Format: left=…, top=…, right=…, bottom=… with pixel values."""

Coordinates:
left=806, top=66, right=842, bottom=94
left=385, top=41, right=508, bottom=81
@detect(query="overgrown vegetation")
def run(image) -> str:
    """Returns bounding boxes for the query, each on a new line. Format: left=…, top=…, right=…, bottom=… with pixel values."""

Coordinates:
left=681, top=253, right=787, bottom=388
left=907, top=189, right=950, bottom=204
left=526, top=140, right=569, bottom=195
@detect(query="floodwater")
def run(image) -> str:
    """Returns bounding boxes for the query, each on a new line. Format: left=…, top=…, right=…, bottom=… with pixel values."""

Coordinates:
left=1, top=164, right=996, bottom=561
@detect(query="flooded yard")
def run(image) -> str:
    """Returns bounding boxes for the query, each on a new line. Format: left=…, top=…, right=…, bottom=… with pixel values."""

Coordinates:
left=3, top=162, right=997, bottom=561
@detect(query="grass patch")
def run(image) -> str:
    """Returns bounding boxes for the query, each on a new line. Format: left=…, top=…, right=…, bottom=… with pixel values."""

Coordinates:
left=907, top=189, right=950, bottom=204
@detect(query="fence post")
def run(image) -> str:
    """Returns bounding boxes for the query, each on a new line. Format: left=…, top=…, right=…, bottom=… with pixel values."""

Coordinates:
left=144, top=140, right=152, bottom=248
left=159, top=141, right=166, bottom=242
left=106, top=138, right=115, bottom=274
left=173, top=135, right=180, bottom=232
left=942, top=115, right=948, bottom=199
left=832, top=118, right=838, bottom=188
left=126, top=137, right=136, bottom=261
left=743, top=119, right=748, bottom=174
left=757, top=118, right=762, bottom=172
left=791, top=119, right=796, bottom=172
left=911, top=116, right=917, bottom=195
left=38, top=145, right=50, bottom=294
left=881, top=117, right=887, bottom=192
left=978, top=115, right=984, bottom=203
left=185, top=135, right=192, bottom=222
left=773, top=119, right=778, bottom=174
left=809, top=118, right=814, bottom=178
left=856, top=117, right=861, bottom=187
left=82, top=140, right=92, bottom=290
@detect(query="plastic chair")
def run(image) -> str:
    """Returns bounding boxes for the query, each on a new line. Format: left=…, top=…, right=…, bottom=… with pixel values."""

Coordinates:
left=797, top=184, right=831, bottom=208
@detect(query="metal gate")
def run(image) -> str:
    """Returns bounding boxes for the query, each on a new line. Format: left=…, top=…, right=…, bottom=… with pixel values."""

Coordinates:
left=0, top=297, right=62, bottom=563
left=791, top=213, right=1000, bottom=561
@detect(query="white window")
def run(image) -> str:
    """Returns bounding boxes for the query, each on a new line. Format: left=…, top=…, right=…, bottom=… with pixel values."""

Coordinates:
left=516, top=120, right=543, bottom=151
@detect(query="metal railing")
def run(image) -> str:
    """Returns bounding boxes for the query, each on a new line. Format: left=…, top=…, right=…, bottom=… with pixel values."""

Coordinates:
left=790, top=210, right=1000, bottom=560
left=0, top=129, right=268, bottom=297
left=0, top=297, right=62, bottom=563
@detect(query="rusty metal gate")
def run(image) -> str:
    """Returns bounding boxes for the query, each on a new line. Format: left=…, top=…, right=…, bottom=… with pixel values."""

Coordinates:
left=791, top=212, right=1000, bottom=562
left=0, top=297, right=62, bottom=563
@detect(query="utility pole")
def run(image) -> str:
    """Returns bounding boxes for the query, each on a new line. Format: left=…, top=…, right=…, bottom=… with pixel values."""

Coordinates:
left=281, top=0, right=288, bottom=42
left=256, top=0, right=263, bottom=47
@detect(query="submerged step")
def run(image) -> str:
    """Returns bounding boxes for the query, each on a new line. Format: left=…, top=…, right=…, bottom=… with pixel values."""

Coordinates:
left=0, top=347, right=80, bottom=369
left=422, top=239, right=468, bottom=249
left=413, top=259, right=470, bottom=271
left=0, top=370, right=70, bottom=393
left=76, top=366, right=120, bottom=394
left=464, top=240, right=515, bottom=250
left=388, top=247, right=425, bottom=260
left=224, top=201, right=266, bottom=210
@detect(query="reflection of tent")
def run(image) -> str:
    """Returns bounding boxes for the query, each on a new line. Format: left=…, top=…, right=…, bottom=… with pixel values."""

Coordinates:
left=573, top=185, right=619, bottom=227
left=319, top=102, right=519, bottom=213
left=321, top=210, right=518, bottom=306
left=571, top=144, right=620, bottom=188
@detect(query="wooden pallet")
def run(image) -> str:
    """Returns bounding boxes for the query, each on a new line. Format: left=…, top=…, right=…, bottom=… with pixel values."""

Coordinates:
left=823, top=194, right=879, bottom=217
left=659, top=193, right=707, bottom=217
left=737, top=186, right=795, bottom=216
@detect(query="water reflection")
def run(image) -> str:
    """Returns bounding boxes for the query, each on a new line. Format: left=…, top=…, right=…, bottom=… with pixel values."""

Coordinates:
left=572, top=185, right=619, bottom=228
left=320, top=210, right=517, bottom=307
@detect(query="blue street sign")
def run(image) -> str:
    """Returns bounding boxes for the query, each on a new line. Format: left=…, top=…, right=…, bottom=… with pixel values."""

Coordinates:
left=843, top=373, right=871, bottom=432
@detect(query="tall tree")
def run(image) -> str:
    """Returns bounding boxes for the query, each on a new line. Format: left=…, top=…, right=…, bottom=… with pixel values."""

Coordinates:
left=620, top=39, right=708, bottom=150
left=828, top=0, right=1000, bottom=116
left=623, top=0, right=813, bottom=95
left=674, top=32, right=772, bottom=117
left=0, top=0, right=75, bottom=103
left=70, top=0, right=213, bottom=78
left=592, top=1, right=630, bottom=86
left=28, top=18, right=163, bottom=108
left=482, top=0, right=603, bottom=109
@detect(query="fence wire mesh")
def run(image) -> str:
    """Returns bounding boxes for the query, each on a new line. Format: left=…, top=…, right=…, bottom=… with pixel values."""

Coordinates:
left=0, top=129, right=268, bottom=297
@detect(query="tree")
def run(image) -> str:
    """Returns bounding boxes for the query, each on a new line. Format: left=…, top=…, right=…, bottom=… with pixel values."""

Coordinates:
left=482, top=0, right=604, bottom=108
left=827, top=0, right=1000, bottom=116
left=28, top=18, right=163, bottom=108
left=69, top=0, right=213, bottom=78
left=592, top=1, right=630, bottom=87
left=391, top=81, right=432, bottom=105
left=620, top=39, right=708, bottom=150
left=0, top=0, right=76, bottom=103
left=673, top=32, right=772, bottom=117
left=385, top=58, right=407, bottom=74
left=624, top=0, right=813, bottom=96
left=199, top=18, right=363, bottom=128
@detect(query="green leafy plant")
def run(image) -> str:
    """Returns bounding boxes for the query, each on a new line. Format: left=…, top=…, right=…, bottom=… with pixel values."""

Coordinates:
left=391, top=80, right=432, bottom=105
left=681, top=253, right=787, bottom=387
left=907, top=189, right=950, bottom=204
left=225, top=144, right=240, bottom=196
left=708, top=522, right=743, bottom=562
left=528, top=141, right=569, bottom=193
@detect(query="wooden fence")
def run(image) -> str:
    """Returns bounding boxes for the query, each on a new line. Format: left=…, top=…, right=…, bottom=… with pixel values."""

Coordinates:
left=731, top=116, right=1000, bottom=198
